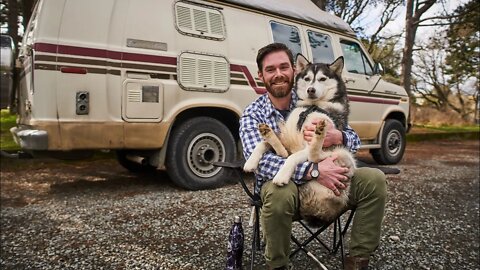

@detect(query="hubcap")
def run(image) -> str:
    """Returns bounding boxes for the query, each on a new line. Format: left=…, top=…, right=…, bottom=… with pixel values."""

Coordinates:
left=187, top=133, right=225, bottom=178
left=386, top=130, right=402, bottom=156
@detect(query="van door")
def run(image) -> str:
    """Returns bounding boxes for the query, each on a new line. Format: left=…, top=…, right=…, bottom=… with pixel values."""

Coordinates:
left=339, top=38, right=385, bottom=141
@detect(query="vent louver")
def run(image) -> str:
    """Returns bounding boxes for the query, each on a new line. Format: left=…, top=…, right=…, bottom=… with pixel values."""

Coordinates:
left=178, top=52, right=229, bottom=92
left=175, top=2, right=225, bottom=40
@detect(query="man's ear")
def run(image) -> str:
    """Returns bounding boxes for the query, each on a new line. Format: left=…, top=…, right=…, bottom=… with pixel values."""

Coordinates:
left=329, top=56, right=344, bottom=77
left=295, top=53, right=310, bottom=74
left=258, top=70, right=264, bottom=82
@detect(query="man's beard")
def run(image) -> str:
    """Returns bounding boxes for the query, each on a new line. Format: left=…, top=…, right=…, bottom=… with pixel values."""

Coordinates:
left=265, top=77, right=294, bottom=98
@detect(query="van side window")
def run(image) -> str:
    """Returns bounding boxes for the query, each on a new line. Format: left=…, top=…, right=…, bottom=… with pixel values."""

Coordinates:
left=340, top=40, right=373, bottom=75
left=270, top=21, right=302, bottom=58
left=307, top=31, right=334, bottom=64
left=174, top=1, right=226, bottom=40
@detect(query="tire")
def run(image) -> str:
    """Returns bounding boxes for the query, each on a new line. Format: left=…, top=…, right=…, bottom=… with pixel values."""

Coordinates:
left=370, top=119, right=406, bottom=165
left=166, top=117, right=237, bottom=190
left=116, top=150, right=156, bottom=173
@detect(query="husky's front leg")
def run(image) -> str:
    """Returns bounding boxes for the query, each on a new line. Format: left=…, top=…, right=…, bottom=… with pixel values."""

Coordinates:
left=244, top=141, right=270, bottom=172
left=259, top=123, right=288, bottom=157
left=272, top=148, right=309, bottom=186
left=308, top=119, right=330, bottom=162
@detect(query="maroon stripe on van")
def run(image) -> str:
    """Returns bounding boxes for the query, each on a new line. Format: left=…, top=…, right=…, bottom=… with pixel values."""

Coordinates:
left=34, top=42, right=176, bottom=66
left=348, top=95, right=399, bottom=105
left=231, top=64, right=266, bottom=94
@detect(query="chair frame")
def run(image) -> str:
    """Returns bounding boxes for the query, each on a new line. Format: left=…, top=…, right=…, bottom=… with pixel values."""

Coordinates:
left=214, top=161, right=355, bottom=270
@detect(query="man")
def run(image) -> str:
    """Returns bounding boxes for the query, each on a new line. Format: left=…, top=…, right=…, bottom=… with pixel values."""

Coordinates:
left=239, top=43, right=387, bottom=270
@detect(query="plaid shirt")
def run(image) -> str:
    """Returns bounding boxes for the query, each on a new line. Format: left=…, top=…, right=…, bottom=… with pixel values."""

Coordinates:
left=239, top=91, right=361, bottom=194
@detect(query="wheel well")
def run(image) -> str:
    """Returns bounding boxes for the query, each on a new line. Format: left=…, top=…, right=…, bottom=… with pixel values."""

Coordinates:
left=385, top=111, right=406, bottom=127
left=172, top=107, right=240, bottom=141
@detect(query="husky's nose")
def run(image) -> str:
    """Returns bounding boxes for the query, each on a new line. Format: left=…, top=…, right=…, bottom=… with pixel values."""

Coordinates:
left=307, top=87, right=316, bottom=95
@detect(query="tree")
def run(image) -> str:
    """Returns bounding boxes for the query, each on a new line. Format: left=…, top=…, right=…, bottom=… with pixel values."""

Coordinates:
left=412, top=32, right=477, bottom=122
left=444, top=0, right=479, bottom=123
left=0, top=0, right=37, bottom=54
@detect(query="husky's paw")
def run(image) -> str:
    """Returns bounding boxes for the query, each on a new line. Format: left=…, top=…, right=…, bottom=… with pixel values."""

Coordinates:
left=258, top=123, right=272, bottom=138
left=315, top=119, right=327, bottom=136
left=272, top=173, right=290, bottom=186
left=243, top=159, right=258, bottom=172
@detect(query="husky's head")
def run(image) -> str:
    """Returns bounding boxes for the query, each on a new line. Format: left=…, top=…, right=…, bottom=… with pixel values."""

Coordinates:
left=294, top=54, right=345, bottom=103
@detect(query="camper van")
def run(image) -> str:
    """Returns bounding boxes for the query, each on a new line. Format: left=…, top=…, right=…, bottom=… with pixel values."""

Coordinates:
left=11, top=0, right=410, bottom=190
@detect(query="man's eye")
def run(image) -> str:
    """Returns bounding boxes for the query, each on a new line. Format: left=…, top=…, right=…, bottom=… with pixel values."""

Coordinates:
left=319, top=77, right=327, bottom=82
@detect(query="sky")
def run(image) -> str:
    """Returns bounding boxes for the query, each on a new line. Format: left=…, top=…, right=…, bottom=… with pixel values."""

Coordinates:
left=361, top=0, right=470, bottom=40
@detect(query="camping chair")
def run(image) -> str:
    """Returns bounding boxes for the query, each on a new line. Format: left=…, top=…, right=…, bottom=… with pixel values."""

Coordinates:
left=214, top=161, right=358, bottom=270
left=214, top=160, right=400, bottom=270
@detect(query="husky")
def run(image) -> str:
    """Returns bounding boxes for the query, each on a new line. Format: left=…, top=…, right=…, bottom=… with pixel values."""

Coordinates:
left=244, top=54, right=356, bottom=223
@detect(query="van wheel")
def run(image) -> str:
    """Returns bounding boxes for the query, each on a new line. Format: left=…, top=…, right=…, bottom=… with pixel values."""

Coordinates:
left=166, top=117, right=236, bottom=190
left=370, top=119, right=406, bottom=165
left=116, top=150, right=156, bottom=173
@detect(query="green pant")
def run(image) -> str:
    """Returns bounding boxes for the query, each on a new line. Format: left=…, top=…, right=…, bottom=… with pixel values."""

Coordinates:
left=260, top=167, right=387, bottom=267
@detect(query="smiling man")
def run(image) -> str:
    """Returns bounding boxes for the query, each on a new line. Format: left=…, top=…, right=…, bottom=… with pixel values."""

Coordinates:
left=239, top=43, right=387, bottom=270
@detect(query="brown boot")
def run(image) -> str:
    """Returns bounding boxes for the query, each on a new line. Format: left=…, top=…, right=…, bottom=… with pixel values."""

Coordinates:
left=344, top=256, right=369, bottom=270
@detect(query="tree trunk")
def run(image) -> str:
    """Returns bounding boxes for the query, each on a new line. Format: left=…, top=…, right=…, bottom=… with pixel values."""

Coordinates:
left=22, top=0, right=36, bottom=31
left=311, top=0, right=327, bottom=11
left=400, top=0, right=416, bottom=99
left=7, top=0, right=19, bottom=53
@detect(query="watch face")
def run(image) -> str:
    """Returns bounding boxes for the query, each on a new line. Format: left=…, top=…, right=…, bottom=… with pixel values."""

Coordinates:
left=311, top=170, right=319, bottom=178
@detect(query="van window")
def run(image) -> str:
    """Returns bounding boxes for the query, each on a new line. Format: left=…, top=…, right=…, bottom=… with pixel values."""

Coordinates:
left=340, top=40, right=373, bottom=75
left=307, top=31, right=334, bottom=64
left=270, top=21, right=302, bottom=59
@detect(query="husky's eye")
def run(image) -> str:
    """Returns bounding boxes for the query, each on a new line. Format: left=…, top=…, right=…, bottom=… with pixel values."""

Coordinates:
left=304, top=77, right=311, bottom=82
left=318, top=77, right=327, bottom=82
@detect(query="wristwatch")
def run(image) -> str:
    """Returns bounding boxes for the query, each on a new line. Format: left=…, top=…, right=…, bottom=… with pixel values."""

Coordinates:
left=310, top=163, right=319, bottom=178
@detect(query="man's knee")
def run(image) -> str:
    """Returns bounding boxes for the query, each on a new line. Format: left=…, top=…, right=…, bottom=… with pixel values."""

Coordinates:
left=352, top=167, right=387, bottom=201
left=261, top=181, right=298, bottom=216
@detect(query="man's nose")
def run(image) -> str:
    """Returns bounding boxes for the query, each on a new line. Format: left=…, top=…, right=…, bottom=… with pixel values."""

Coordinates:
left=307, top=87, right=316, bottom=94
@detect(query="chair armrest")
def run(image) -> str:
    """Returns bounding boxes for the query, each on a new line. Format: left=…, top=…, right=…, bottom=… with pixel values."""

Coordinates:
left=212, top=160, right=258, bottom=202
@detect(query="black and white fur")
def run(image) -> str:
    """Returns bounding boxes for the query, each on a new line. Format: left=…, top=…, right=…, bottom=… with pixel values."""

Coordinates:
left=244, top=55, right=356, bottom=223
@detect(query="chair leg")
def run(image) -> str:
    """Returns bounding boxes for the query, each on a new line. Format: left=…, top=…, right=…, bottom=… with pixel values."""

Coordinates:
left=250, top=223, right=257, bottom=270
left=250, top=206, right=261, bottom=270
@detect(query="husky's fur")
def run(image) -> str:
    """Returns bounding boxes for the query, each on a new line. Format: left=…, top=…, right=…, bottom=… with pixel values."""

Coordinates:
left=244, top=54, right=356, bottom=223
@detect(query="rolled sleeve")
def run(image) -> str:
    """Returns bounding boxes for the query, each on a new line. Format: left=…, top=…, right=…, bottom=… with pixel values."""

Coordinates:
left=342, top=125, right=361, bottom=153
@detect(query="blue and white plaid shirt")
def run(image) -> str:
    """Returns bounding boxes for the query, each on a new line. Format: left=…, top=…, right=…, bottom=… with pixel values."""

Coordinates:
left=239, top=91, right=361, bottom=194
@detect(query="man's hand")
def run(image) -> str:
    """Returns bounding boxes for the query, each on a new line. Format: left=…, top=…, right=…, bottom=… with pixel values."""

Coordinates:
left=303, top=118, right=343, bottom=147
left=315, top=155, right=349, bottom=196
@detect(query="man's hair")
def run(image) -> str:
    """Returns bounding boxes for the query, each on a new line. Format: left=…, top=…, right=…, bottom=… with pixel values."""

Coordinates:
left=256, top=43, right=294, bottom=72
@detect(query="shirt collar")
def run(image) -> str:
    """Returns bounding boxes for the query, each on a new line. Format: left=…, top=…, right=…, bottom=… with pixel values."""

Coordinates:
left=264, top=90, right=298, bottom=118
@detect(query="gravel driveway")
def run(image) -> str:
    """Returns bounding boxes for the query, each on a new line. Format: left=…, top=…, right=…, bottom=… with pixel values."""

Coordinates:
left=1, top=139, right=479, bottom=270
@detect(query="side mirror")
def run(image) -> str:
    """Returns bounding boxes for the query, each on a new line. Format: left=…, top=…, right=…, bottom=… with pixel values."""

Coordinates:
left=373, top=62, right=384, bottom=75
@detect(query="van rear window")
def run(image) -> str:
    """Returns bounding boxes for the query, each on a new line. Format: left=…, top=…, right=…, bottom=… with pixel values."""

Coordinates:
left=270, top=21, right=302, bottom=59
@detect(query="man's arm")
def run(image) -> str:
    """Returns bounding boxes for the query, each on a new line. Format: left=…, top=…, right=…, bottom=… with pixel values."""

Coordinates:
left=239, top=110, right=309, bottom=185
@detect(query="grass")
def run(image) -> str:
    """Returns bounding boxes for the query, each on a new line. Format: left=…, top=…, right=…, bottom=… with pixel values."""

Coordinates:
left=413, top=124, right=480, bottom=133
left=0, top=109, right=19, bottom=151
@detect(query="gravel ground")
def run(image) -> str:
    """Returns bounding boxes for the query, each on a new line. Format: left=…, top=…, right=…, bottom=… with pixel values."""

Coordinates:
left=1, top=139, right=479, bottom=270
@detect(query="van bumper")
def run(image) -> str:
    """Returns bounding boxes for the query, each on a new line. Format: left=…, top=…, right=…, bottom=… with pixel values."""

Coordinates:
left=10, top=126, right=49, bottom=150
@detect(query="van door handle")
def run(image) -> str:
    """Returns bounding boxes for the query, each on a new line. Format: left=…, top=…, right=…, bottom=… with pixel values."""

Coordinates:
left=343, top=76, right=355, bottom=83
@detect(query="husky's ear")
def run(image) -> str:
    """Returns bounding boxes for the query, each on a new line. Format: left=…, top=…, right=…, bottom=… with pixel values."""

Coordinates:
left=295, top=53, right=310, bottom=74
left=329, top=56, right=344, bottom=77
